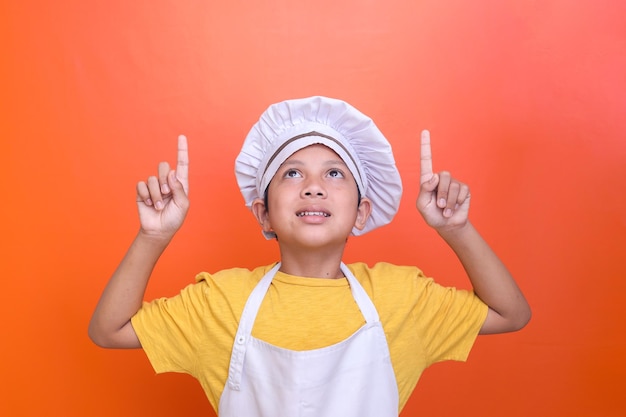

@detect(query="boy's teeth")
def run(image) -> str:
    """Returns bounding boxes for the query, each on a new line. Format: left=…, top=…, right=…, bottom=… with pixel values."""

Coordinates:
left=298, top=211, right=329, bottom=217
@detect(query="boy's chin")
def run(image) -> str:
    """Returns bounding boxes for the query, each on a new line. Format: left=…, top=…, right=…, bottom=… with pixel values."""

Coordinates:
left=279, top=231, right=350, bottom=249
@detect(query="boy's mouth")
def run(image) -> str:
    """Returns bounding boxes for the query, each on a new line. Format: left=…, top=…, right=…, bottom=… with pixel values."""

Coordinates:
left=297, top=211, right=330, bottom=217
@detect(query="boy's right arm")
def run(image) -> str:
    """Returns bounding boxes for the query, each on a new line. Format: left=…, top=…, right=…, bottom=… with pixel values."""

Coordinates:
left=88, top=136, right=190, bottom=349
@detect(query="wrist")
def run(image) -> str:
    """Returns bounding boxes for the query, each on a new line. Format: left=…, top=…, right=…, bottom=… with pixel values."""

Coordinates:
left=436, top=221, right=474, bottom=243
left=136, top=229, right=175, bottom=248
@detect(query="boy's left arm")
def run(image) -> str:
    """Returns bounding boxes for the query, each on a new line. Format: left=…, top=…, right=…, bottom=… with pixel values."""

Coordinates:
left=417, top=131, right=531, bottom=334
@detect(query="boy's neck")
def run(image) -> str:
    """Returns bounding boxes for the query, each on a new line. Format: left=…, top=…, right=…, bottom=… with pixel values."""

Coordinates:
left=277, top=246, right=346, bottom=279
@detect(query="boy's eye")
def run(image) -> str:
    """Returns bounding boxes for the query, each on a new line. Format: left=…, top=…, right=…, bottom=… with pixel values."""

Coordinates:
left=328, top=169, right=344, bottom=178
left=284, top=169, right=302, bottom=178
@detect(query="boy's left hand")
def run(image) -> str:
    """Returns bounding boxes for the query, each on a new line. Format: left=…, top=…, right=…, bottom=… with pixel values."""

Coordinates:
left=416, top=130, right=471, bottom=231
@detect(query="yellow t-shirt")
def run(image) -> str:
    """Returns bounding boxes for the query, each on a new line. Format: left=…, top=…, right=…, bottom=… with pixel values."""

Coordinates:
left=131, top=262, right=488, bottom=412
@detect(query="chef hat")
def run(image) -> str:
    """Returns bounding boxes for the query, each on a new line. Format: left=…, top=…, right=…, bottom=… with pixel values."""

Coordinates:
left=235, top=96, right=402, bottom=239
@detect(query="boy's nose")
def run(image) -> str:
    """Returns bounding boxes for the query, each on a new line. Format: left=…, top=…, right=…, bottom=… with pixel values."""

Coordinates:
left=302, top=180, right=326, bottom=198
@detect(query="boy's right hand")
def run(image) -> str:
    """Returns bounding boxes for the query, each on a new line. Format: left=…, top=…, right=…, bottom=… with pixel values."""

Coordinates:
left=135, top=135, right=190, bottom=239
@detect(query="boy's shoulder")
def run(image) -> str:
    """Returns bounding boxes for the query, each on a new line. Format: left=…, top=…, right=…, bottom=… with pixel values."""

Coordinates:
left=345, top=261, right=434, bottom=296
left=194, top=263, right=277, bottom=285
left=347, top=261, right=426, bottom=280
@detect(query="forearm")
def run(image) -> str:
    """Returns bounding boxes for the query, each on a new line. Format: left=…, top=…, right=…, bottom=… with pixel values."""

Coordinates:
left=438, top=222, right=531, bottom=334
left=88, top=231, right=171, bottom=348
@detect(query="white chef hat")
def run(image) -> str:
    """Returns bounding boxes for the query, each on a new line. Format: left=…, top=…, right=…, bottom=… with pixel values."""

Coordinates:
left=235, top=96, right=402, bottom=239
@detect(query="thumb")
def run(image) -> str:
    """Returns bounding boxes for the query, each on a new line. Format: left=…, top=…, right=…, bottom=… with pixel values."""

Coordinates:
left=416, top=172, right=439, bottom=209
left=420, top=172, right=439, bottom=193
left=168, top=170, right=190, bottom=207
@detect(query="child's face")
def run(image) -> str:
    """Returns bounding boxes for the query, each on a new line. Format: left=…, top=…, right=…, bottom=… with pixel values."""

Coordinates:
left=254, top=144, right=371, bottom=247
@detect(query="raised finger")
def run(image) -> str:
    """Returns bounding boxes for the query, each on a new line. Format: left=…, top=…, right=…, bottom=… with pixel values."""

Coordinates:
left=176, top=135, right=189, bottom=194
left=420, top=130, right=434, bottom=184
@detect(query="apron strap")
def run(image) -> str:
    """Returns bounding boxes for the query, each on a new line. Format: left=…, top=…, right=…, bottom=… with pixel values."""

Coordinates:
left=340, top=263, right=380, bottom=323
left=226, top=263, right=281, bottom=389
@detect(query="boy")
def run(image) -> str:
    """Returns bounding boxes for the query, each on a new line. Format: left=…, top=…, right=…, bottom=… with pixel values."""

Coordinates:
left=89, top=96, right=530, bottom=416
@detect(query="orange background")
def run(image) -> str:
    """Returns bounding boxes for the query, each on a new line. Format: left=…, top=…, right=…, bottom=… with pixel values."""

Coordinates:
left=1, top=1, right=625, bottom=416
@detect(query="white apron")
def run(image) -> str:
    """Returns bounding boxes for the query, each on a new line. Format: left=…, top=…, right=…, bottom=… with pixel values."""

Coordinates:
left=218, top=263, right=399, bottom=417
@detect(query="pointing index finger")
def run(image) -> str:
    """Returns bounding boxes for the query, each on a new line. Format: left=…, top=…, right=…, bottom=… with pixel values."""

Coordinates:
left=176, top=135, right=189, bottom=194
left=420, top=130, right=434, bottom=184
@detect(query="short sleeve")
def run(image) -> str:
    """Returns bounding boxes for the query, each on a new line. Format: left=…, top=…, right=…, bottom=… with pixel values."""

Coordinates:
left=131, top=282, right=207, bottom=375
left=415, top=279, right=488, bottom=363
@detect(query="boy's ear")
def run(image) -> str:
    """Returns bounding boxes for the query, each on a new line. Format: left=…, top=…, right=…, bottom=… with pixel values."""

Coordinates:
left=354, top=197, right=372, bottom=231
left=251, top=198, right=273, bottom=234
